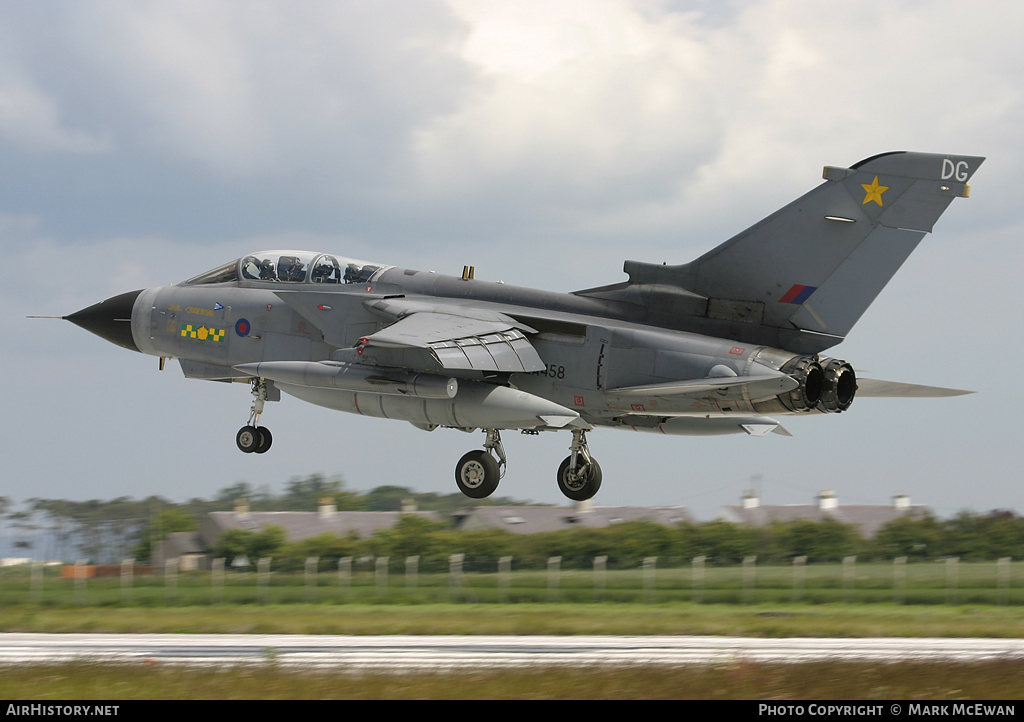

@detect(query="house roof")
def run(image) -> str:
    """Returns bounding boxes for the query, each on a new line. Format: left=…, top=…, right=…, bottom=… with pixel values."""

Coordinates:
left=201, top=510, right=441, bottom=545
left=164, top=531, right=205, bottom=555
left=721, top=504, right=928, bottom=537
left=453, top=505, right=692, bottom=534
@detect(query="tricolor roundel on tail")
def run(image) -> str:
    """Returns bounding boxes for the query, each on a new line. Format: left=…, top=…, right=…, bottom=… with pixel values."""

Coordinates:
left=780, top=285, right=818, bottom=305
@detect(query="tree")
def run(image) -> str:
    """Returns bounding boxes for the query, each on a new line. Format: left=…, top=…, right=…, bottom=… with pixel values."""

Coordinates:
left=134, top=507, right=200, bottom=562
left=872, top=512, right=945, bottom=560
left=211, top=525, right=286, bottom=566
left=6, top=509, right=37, bottom=559
left=775, top=519, right=862, bottom=562
left=367, top=515, right=453, bottom=559
left=690, top=520, right=761, bottom=564
left=279, top=532, right=361, bottom=568
left=363, top=486, right=416, bottom=511
left=280, top=474, right=363, bottom=511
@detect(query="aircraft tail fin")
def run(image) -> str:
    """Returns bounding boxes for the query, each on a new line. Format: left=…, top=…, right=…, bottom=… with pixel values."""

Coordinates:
left=579, top=152, right=983, bottom=353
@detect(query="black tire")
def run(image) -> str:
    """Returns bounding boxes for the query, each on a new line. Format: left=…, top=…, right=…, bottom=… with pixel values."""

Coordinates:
left=254, top=426, right=273, bottom=454
left=556, top=454, right=603, bottom=501
left=236, top=426, right=259, bottom=453
left=455, top=450, right=500, bottom=499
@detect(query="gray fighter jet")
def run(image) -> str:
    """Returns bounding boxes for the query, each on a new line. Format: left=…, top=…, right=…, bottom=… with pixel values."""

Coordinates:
left=63, top=151, right=982, bottom=501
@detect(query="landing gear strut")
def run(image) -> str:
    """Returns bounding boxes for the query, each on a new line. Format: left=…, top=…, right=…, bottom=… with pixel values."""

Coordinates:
left=237, top=378, right=273, bottom=454
left=556, top=428, right=602, bottom=501
left=452, top=427, right=603, bottom=502
left=455, top=429, right=505, bottom=499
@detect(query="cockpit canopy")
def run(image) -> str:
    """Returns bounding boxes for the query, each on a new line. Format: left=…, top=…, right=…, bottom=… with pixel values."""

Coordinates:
left=183, top=251, right=389, bottom=286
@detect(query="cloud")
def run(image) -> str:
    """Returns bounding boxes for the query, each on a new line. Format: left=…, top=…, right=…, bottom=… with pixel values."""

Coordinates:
left=0, top=77, right=113, bottom=154
left=1, top=1, right=1022, bottom=517
left=57, top=2, right=474, bottom=182
left=413, top=0, right=1024, bottom=250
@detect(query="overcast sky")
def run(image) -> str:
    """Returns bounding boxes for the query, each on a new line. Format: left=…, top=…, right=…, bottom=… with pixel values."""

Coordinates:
left=4, top=0, right=1023, bottom=521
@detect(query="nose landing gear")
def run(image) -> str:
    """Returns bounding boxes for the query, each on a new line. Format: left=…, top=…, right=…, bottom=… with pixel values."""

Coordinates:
left=237, top=378, right=273, bottom=454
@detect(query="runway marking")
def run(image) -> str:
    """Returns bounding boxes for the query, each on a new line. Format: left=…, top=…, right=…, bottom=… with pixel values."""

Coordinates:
left=2, top=634, right=1023, bottom=669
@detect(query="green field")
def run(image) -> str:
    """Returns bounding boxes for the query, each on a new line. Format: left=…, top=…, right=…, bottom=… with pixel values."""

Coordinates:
left=4, top=560, right=1021, bottom=607
left=1, top=562, right=1021, bottom=636
left=2, top=602, right=1024, bottom=638
left=4, top=562, right=1023, bottom=699
left=3, top=659, right=1024, bottom=700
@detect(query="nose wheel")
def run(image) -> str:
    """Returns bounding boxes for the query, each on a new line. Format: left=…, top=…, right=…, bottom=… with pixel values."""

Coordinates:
left=236, top=425, right=272, bottom=454
left=237, top=378, right=273, bottom=454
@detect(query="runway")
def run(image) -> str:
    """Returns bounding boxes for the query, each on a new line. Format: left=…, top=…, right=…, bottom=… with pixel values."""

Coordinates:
left=2, top=634, right=1023, bottom=669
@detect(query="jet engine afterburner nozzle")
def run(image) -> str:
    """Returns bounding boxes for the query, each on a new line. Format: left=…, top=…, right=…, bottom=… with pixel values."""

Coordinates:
left=817, top=358, right=857, bottom=413
left=778, top=355, right=824, bottom=412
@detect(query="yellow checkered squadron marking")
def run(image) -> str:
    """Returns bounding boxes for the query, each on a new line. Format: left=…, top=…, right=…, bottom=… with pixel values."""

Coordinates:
left=180, top=324, right=225, bottom=342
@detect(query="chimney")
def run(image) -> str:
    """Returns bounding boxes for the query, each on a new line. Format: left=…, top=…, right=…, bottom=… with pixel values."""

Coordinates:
left=818, top=490, right=838, bottom=511
left=893, top=492, right=911, bottom=509
left=318, top=497, right=336, bottom=518
left=742, top=489, right=760, bottom=509
left=234, top=498, right=249, bottom=516
left=400, top=499, right=417, bottom=513
left=575, top=499, right=593, bottom=512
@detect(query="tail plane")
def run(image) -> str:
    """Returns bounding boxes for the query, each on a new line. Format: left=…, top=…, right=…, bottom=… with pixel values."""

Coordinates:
left=578, top=151, right=984, bottom=354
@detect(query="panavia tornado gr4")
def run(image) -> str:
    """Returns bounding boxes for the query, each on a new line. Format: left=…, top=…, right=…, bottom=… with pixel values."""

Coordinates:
left=63, top=151, right=982, bottom=502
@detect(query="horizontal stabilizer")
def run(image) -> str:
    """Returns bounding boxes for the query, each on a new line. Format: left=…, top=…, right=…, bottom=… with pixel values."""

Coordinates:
left=856, top=379, right=973, bottom=398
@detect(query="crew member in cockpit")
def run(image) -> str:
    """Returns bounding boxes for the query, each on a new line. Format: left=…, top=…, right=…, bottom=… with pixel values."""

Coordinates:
left=312, top=260, right=339, bottom=283
left=344, top=263, right=363, bottom=284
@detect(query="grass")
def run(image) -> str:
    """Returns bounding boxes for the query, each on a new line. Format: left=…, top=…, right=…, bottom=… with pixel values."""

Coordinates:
left=1, top=602, right=1024, bottom=637
left=3, top=560, right=1022, bottom=607
left=4, top=562, right=1022, bottom=699
left=2, top=659, right=1024, bottom=700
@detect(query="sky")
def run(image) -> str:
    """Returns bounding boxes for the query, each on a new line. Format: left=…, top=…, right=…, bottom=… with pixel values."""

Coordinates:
left=3, top=0, right=1023, bottom=522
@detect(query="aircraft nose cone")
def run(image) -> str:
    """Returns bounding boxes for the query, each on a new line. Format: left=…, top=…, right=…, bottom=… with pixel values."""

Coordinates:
left=65, top=290, right=143, bottom=352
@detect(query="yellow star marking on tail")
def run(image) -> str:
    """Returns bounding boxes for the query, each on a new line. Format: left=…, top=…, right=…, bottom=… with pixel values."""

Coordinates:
left=861, top=175, right=889, bottom=206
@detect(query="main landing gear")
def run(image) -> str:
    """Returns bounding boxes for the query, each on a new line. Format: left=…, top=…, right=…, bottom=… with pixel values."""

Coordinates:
left=454, top=427, right=602, bottom=502
left=455, top=429, right=506, bottom=499
left=236, top=378, right=273, bottom=454
left=556, top=428, right=602, bottom=501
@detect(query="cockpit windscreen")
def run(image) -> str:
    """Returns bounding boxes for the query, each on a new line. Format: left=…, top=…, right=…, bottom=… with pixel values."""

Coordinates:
left=183, top=251, right=388, bottom=286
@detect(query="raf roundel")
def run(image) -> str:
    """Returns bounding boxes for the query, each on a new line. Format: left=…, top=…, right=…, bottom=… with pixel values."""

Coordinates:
left=235, top=318, right=251, bottom=337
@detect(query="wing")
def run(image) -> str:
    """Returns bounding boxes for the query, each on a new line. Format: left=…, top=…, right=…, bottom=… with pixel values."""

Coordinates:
left=359, top=311, right=544, bottom=373
left=855, top=379, right=973, bottom=398
left=274, top=291, right=546, bottom=374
